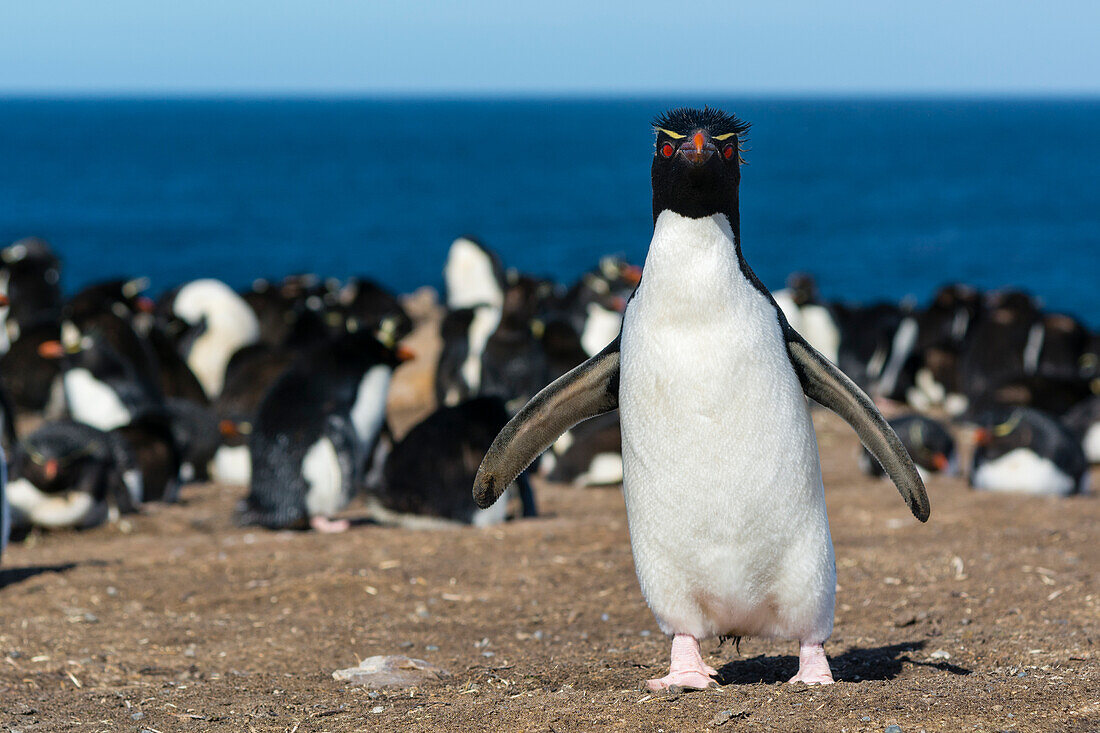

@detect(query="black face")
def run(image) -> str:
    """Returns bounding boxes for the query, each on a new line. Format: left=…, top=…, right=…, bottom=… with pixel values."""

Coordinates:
left=651, top=107, right=750, bottom=225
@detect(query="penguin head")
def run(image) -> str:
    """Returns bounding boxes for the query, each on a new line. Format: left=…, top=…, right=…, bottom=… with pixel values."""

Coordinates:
left=651, top=107, right=750, bottom=223
left=14, top=433, right=103, bottom=494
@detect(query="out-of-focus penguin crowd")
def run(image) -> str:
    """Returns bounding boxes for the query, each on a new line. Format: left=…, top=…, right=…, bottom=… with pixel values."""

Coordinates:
left=0, top=234, right=1096, bottom=561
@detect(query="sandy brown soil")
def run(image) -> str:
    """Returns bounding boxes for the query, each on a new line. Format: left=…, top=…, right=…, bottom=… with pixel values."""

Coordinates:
left=1, top=408, right=1098, bottom=732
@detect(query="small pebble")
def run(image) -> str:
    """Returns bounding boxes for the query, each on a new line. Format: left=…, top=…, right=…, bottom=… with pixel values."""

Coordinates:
left=83, top=613, right=99, bottom=623
left=399, top=641, right=414, bottom=649
left=425, top=645, right=439, bottom=651
left=482, top=651, right=495, bottom=658
left=370, top=706, right=384, bottom=714
left=131, top=711, right=145, bottom=720
left=1017, top=671, right=1027, bottom=678
left=708, top=710, right=735, bottom=727
left=862, top=716, right=872, bottom=722
left=885, top=725, right=903, bottom=733
left=106, top=586, right=118, bottom=596
left=601, top=613, right=610, bottom=621
left=930, top=650, right=951, bottom=660
left=640, top=630, right=651, bottom=637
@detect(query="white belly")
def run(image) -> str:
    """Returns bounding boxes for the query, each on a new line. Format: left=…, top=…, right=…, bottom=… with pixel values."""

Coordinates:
left=619, top=212, right=834, bottom=643
left=64, top=369, right=131, bottom=430
left=971, top=448, right=1080, bottom=496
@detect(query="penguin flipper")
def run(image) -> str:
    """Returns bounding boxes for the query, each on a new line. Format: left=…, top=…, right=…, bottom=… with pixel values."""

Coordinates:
left=785, top=329, right=931, bottom=522
left=473, top=338, right=620, bottom=509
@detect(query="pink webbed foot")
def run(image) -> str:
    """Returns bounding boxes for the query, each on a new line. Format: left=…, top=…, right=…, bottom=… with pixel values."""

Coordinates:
left=309, top=515, right=351, bottom=533
left=646, top=634, right=719, bottom=692
left=788, top=641, right=834, bottom=685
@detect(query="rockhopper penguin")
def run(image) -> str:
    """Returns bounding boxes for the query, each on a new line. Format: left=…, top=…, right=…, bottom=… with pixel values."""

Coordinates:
left=472, top=108, right=929, bottom=691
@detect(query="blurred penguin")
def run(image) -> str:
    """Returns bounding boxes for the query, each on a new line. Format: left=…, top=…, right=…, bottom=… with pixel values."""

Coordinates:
left=443, top=236, right=506, bottom=311
left=160, top=279, right=260, bottom=399
left=40, top=322, right=163, bottom=431
left=859, top=414, right=957, bottom=481
left=969, top=407, right=1088, bottom=496
left=236, top=333, right=409, bottom=531
left=112, top=411, right=182, bottom=503
left=370, top=396, right=536, bottom=527
left=1063, top=395, right=1100, bottom=464
left=0, top=237, right=63, bottom=340
left=7, top=420, right=139, bottom=529
left=539, top=411, right=623, bottom=487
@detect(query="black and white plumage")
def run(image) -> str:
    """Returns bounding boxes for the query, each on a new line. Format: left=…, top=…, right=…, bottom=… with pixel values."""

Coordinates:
left=159, top=279, right=260, bottom=399
left=236, top=333, right=401, bottom=530
left=969, top=406, right=1089, bottom=496
left=0, top=237, right=63, bottom=343
left=443, top=236, right=506, bottom=311
left=7, top=420, right=138, bottom=530
left=371, top=397, right=535, bottom=527
left=474, top=107, right=927, bottom=691
left=112, top=411, right=182, bottom=503
left=1063, top=395, right=1100, bottom=464
left=539, top=411, right=622, bottom=487
left=164, top=398, right=222, bottom=483
left=44, top=323, right=163, bottom=431
left=337, top=276, right=413, bottom=348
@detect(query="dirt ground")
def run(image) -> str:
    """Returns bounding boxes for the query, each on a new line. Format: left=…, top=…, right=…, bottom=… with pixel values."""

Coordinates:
left=1, top=407, right=1096, bottom=733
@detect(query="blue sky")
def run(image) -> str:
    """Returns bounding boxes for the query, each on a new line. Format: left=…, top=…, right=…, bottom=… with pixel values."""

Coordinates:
left=2, top=1, right=1098, bottom=96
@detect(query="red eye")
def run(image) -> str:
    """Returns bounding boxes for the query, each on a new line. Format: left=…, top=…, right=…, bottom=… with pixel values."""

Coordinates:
left=660, top=142, right=674, bottom=158
left=723, top=144, right=735, bottom=160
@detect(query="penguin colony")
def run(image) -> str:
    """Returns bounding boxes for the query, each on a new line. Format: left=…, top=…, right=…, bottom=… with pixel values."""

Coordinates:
left=0, top=114, right=1094, bottom=553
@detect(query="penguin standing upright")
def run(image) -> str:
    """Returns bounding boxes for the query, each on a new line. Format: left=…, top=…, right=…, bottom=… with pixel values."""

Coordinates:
left=473, top=108, right=928, bottom=691
left=237, top=333, right=407, bottom=532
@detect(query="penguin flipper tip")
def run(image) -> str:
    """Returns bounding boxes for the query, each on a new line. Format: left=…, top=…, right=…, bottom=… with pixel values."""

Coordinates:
left=472, top=473, right=502, bottom=509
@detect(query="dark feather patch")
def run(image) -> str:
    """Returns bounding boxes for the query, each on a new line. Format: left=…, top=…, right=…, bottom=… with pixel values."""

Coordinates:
left=652, top=107, right=751, bottom=138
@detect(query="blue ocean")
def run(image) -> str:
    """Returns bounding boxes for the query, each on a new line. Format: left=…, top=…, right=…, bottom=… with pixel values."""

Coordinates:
left=0, top=98, right=1096, bottom=324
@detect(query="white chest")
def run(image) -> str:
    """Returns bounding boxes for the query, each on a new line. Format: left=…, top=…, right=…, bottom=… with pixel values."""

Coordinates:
left=617, top=212, right=834, bottom=641
left=64, top=368, right=131, bottom=430
left=350, top=365, right=392, bottom=447
left=459, top=305, right=501, bottom=393
left=619, top=213, right=814, bottom=476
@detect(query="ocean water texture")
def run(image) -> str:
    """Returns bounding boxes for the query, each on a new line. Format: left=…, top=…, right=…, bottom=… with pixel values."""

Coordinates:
left=0, top=98, right=1096, bottom=323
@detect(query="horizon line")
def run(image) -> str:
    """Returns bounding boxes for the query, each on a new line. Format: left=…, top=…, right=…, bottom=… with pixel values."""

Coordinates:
left=2, top=88, right=1100, bottom=103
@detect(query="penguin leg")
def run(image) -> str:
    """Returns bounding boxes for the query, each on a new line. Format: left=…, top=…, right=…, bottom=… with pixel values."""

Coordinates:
left=309, top=515, right=350, bottom=533
left=789, top=641, right=834, bottom=685
left=646, top=634, right=719, bottom=692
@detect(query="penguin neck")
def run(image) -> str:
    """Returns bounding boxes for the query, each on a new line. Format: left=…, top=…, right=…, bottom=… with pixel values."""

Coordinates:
left=646, top=210, right=774, bottom=309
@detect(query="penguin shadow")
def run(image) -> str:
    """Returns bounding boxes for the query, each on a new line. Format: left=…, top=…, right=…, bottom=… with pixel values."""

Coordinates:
left=0, top=562, right=79, bottom=589
left=714, top=640, right=970, bottom=685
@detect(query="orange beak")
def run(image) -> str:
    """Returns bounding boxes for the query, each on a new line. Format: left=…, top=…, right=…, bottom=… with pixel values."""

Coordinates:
left=0, top=294, right=9, bottom=307
left=932, top=453, right=950, bottom=472
left=395, top=344, right=416, bottom=363
left=219, top=419, right=240, bottom=439
left=973, top=428, right=991, bottom=447
left=611, top=296, right=628, bottom=312
left=38, top=340, right=65, bottom=359
left=44, top=458, right=59, bottom=482
left=136, top=296, right=156, bottom=314
left=679, top=130, right=715, bottom=166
